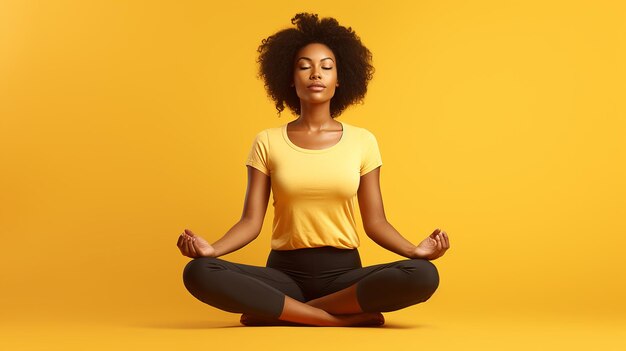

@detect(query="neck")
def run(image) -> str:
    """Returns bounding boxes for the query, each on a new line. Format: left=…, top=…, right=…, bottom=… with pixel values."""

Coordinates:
left=295, top=102, right=336, bottom=131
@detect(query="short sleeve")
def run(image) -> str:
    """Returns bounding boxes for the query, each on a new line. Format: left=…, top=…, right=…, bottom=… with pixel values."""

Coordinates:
left=360, top=128, right=383, bottom=176
left=245, top=130, right=270, bottom=176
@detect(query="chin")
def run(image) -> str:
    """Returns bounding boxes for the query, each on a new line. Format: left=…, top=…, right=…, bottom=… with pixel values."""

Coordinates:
left=302, top=94, right=335, bottom=102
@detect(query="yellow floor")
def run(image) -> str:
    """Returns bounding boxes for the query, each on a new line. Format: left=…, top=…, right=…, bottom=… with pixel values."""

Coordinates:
left=2, top=308, right=624, bottom=351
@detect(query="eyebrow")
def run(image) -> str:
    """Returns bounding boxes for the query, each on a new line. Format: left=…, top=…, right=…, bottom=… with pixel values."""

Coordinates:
left=296, top=57, right=335, bottom=63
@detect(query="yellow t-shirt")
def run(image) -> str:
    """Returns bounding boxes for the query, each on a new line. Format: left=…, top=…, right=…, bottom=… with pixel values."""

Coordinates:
left=245, top=121, right=383, bottom=250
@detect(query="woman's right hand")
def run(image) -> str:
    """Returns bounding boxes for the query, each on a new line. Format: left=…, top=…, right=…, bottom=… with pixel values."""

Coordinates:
left=177, top=229, right=216, bottom=258
left=411, top=228, right=449, bottom=260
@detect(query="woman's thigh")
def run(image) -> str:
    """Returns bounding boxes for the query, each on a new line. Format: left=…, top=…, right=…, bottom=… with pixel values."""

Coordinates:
left=321, top=258, right=440, bottom=309
left=183, top=256, right=306, bottom=302
left=321, top=258, right=412, bottom=293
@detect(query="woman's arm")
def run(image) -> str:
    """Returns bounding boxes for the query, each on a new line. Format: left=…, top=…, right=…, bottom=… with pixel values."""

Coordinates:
left=357, top=167, right=417, bottom=258
left=176, top=166, right=271, bottom=258
left=357, top=167, right=450, bottom=260
left=206, top=166, right=271, bottom=257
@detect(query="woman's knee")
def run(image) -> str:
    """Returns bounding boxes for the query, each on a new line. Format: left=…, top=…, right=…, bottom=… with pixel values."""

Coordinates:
left=403, top=259, right=440, bottom=301
left=182, top=257, right=223, bottom=291
left=356, top=259, right=440, bottom=312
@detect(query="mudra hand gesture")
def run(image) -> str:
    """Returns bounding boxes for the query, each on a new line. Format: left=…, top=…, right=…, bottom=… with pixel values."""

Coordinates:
left=177, top=229, right=215, bottom=258
left=413, top=228, right=450, bottom=260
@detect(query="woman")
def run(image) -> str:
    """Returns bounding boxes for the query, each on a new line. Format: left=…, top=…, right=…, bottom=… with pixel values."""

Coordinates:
left=177, top=12, right=450, bottom=327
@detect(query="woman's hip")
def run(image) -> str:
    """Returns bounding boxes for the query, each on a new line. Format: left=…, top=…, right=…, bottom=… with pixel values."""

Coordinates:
left=266, top=245, right=362, bottom=278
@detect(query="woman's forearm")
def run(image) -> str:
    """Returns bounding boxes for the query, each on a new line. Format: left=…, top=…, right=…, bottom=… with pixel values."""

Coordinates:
left=365, top=220, right=417, bottom=258
left=210, top=219, right=261, bottom=257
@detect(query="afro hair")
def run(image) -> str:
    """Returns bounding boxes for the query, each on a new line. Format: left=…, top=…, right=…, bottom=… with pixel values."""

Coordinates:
left=257, top=12, right=375, bottom=118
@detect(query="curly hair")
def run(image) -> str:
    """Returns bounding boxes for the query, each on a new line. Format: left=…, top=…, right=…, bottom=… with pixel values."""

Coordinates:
left=256, top=13, right=375, bottom=118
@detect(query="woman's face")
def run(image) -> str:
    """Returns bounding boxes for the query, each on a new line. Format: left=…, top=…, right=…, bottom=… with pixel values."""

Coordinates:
left=292, top=42, right=339, bottom=104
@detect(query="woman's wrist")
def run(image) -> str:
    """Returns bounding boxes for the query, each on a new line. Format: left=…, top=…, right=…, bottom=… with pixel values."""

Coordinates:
left=406, top=245, right=422, bottom=259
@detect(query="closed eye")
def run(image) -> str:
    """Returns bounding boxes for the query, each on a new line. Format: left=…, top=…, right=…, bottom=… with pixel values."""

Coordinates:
left=299, top=67, right=334, bottom=70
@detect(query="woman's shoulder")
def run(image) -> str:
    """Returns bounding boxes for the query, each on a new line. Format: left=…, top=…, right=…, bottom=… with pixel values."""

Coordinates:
left=251, top=124, right=282, bottom=138
left=342, top=121, right=378, bottom=140
left=248, top=125, right=286, bottom=150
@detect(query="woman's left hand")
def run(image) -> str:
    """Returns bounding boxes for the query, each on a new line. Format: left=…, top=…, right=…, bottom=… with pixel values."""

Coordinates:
left=412, top=228, right=450, bottom=260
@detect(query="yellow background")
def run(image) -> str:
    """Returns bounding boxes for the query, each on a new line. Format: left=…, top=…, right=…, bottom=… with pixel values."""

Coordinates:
left=1, top=0, right=624, bottom=349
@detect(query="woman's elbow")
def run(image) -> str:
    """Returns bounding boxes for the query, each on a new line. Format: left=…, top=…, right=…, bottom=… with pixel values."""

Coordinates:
left=363, top=218, right=388, bottom=236
left=239, top=217, right=264, bottom=238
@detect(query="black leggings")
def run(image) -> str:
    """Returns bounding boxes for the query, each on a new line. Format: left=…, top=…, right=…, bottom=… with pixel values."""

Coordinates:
left=182, top=246, right=439, bottom=319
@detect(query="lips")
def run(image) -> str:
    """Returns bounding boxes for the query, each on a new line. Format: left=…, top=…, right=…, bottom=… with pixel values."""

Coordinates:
left=307, top=82, right=326, bottom=88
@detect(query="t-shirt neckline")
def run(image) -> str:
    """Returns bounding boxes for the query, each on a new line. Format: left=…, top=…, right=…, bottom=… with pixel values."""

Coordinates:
left=282, top=121, right=346, bottom=154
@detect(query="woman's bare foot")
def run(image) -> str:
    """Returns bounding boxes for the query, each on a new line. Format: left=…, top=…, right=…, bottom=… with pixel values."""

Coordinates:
left=240, top=313, right=304, bottom=327
left=240, top=312, right=384, bottom=327
left=336, top=312, right=385, bottom=327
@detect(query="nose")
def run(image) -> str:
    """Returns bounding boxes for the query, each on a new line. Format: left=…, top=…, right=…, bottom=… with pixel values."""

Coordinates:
left=310, top=69, right=321, bottom=80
